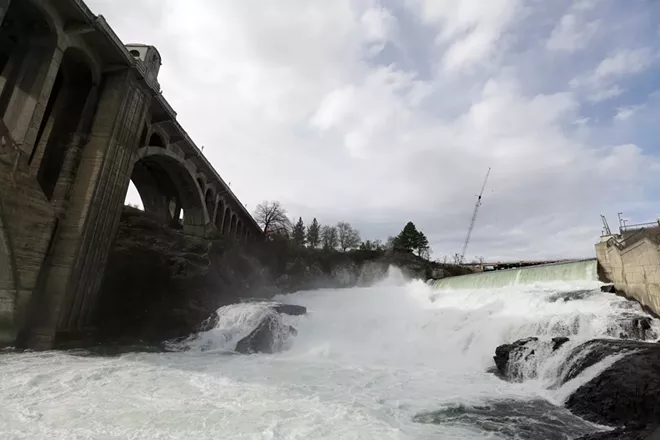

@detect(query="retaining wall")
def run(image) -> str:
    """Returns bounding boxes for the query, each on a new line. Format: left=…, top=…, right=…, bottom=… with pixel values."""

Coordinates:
left=596, top=235, right=660, bottom=315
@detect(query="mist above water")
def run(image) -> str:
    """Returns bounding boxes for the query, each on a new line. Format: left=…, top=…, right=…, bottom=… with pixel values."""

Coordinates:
left=0, top=266, right=655, bottom=439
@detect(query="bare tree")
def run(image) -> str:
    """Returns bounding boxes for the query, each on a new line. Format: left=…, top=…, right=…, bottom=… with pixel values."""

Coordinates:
left=337, top=221, right=361, bottom=251
left=321, top=225, right=338, bottom=250
left=254, top=200, right=291, bottom=235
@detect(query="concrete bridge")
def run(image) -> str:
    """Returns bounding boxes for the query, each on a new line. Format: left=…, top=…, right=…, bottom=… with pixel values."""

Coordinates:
left=0, top=0, right=261, bottom=349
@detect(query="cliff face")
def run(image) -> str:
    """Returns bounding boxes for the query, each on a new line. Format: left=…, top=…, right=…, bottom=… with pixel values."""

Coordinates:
left=94, top=209, right=469, bottom=345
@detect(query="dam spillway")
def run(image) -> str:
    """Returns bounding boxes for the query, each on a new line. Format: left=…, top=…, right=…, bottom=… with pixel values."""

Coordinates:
left=432, top=259, right=599, bottom=290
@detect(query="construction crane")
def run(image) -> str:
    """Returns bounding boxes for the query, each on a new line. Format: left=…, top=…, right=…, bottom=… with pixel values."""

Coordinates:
left=460, top=167, right=491, bottom=264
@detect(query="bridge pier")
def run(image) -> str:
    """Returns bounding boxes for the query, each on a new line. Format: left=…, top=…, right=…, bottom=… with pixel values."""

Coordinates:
left=18, top=70, right=149, bottom=348
left=0, top=0, right=262, bottom=350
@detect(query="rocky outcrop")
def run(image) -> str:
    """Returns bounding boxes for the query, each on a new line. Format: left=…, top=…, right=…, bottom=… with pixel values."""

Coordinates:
left=564, top=340, right=660, bottom=427
left=234, top=312, right=298, bottom=354
left=94, top=208, right=467, bottom=347
left=95, top=209, right=271, bottom=344
left=575, top=425, right=660, bottom=440
left=494, top=337, right=660, bottom=437
left=493, top=336, right=572, bottom=381
left=493, top=337, right=539, bottom=379
left=272, top=303, right=307, bottom=316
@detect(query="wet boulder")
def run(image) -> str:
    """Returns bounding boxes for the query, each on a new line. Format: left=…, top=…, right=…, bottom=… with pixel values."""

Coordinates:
left=564, top=340, right=660, bottom=427
left=493, top=337, right=539, bottom=380
left=552, top=337, right=570, bottom=351
left=234, top=304, right=304, bottom=354
left=559, top=339, right=656, bottom=385
left=576, top=424, right=660, bottom=440
left=612, top=315, right=656, bottom=341
left=235, top=314, right=280, bottom=354
left=272, top=303, right=307, bottom=316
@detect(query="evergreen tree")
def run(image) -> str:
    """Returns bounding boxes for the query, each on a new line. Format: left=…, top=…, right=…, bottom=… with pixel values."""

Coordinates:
left=307, top=218, right=320, bottom=248
left=393, top=221, right=431, bottom=257
left=292, top=217, right=306, bottom=247
left=417, top=231, right=430, bottom=258
left=393, top=221, right=420, bottom=252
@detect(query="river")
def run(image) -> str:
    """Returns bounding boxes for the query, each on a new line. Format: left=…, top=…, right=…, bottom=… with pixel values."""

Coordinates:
left=1, top=262, right=656, bottom=439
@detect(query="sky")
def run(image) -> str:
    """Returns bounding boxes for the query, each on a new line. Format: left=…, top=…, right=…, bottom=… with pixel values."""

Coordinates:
left=86, top=0, right=660, bottom=261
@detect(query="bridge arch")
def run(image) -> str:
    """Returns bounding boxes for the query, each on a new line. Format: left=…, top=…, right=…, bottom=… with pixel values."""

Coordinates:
left=130, top=147, right=209, bottom=231
left=0, top=0, right=59, bottom=155
left=33, top=46, right=96, bottom=200
left=148, top=131, right=166, bottom=148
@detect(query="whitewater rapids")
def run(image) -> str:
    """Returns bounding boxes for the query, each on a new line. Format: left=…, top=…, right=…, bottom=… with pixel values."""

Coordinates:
left=1, top=266, right=657, bottom=439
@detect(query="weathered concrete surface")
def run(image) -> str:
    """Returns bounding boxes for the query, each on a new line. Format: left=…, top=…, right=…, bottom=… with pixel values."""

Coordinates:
left=596, top=231, right=660, bottom=316
left=0, top=0, right=262, bottom=349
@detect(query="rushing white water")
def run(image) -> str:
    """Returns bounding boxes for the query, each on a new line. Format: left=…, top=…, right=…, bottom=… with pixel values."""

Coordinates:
left=0, top=266, right=657, bottom=439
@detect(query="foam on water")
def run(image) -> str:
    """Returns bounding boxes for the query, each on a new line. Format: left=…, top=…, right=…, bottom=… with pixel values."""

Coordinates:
left=0, top=266, right=656, bottom=439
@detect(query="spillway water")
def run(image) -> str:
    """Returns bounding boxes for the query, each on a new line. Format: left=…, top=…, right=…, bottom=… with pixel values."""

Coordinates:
left=1, top=264, right=658, bottom=439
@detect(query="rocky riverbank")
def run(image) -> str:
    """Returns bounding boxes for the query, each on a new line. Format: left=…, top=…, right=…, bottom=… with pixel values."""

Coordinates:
left=493, top=336, right=660, bottom=439
left=93, top=208, right=468, bottom=346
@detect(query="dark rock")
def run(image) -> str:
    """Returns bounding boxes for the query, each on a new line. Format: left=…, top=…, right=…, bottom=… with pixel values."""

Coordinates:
left=564, top=339, right=660, bottom=427
left=552, top=337, right=570, bottom=351
left=197, top=312, right=219, bottom=332
left=272, top=303, right=307, bottom=316
left=234, top=313, right=297, bottom=354
left=413, top=399, right=598, bottom=440
left=559, top=339, right=654, bottom=385
left=548, top=290, right=594, bottom=303
left=235, top=314, right=278, bottom=354
left=602, top=312, right=658, bottom=341
left=601, top=284, right=617, bottom=293
left=493, top=337, right=538, bottom=378
left=576, top=425, right=660, bottom=440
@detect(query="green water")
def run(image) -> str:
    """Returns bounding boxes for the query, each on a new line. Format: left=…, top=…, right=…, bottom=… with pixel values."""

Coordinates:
left=433, top=259, right=598, bottom=290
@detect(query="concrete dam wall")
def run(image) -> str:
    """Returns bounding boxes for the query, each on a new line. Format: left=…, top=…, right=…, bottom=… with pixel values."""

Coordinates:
left=596, top=231, right=660, bottom=316
left=431, top=259, right=598, bottom=290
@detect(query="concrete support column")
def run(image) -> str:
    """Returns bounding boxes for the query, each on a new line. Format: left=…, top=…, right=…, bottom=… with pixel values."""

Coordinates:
left=4, top=41, right=57, bottom=152
left=0, top=49, right=26, bottom=119
left=17, top=69, right=150, bottom=349
left=0, top=198, right=17, bottom=346
left=218, top=204, right=226, bottom=234
left=49, top=85, right=99, bottom=216
left=25, top=47, right=63, bottom=166
left=27, top=47, right=63, bottom=170
left=211, top=200, right=218, bottom=225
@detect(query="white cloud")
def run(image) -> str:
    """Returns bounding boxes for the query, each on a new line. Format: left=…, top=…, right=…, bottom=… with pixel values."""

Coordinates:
left=591, top=48, right=654, bottom=82
left=86, top=0, right=659, bottom=260
left=571, top=48, right=655, bottom=102
left=410, top=0, right=522, bottom=71
left=614, top=105, right=643, bottom=121
left=588, top=85, right=624, bottom=102
left=546, top=14, right=599, bottom=52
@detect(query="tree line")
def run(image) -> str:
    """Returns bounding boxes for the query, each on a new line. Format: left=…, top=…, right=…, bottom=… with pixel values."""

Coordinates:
left=254, top=201, right=431, bottom=257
